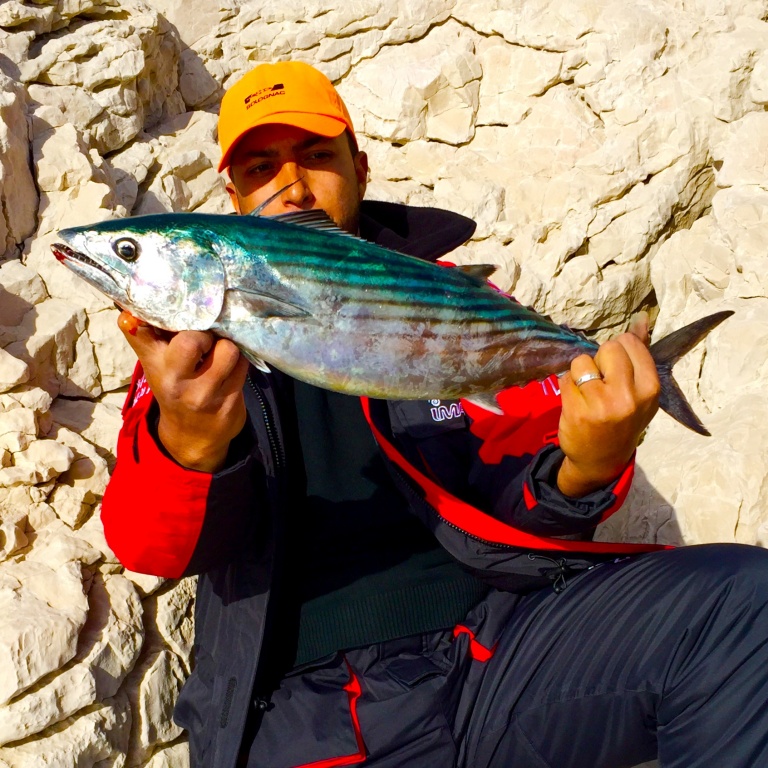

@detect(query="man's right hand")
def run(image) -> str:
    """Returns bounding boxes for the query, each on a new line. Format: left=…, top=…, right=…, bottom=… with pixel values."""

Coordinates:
left=118, top=311, right=250, bottom=473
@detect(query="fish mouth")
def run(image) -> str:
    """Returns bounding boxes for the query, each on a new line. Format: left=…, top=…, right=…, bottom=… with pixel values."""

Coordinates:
left=52, top=241, right=125, bottom=302
left=52, top=242, right=98, bottom=268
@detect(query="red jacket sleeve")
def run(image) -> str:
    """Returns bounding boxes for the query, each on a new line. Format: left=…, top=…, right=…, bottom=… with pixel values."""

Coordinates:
left=101, top=365, right=264, bottom=578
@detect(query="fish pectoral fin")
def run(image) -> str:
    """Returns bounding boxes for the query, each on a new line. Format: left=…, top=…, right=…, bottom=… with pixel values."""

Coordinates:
left=463, top=393, right=505, bottom=416
left=241, top=349, right=271, bottom=373
left=234, top=289, right=314, bottom=319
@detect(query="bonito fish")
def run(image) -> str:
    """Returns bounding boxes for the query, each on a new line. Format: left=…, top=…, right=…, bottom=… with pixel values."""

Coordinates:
left=52, top=207, right=731, bottom=435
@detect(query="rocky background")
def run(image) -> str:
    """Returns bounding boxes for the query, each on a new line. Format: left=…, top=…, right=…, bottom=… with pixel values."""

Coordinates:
left=0, top=0, right=766, bottom=765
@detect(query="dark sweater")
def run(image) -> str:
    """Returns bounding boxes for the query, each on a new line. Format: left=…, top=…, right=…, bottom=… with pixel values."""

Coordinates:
left=291, top=381, right=488, bottom=666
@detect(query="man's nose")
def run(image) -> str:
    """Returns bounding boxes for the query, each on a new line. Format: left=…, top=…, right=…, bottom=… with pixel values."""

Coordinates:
left=276, top=164, right=312, bottom=207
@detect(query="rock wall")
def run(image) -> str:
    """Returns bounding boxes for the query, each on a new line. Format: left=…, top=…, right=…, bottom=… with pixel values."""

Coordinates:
left=0, top=0, right=766, bottom=764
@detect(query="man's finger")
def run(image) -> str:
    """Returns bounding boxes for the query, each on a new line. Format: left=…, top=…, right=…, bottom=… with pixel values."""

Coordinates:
left=165, top=331, right=218, bottom=377
left=117, top=310, right=172, bottom=359
left=198, top=339, right=249, bottom=392
left=611, top=332, right=660, bottom=388
left=612, top=333, right=661, bottom=402
left=566, top=354, right=605, bottom=398
left=593, top=338, right=636, bottom=389
left=628, top=311, right=650, bottom=345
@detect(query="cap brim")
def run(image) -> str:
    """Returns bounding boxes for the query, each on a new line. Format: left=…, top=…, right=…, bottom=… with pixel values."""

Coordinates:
left=218, top=113, right=349, bottom=172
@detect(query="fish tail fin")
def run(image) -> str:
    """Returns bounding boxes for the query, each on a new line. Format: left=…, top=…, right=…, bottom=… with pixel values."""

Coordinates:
left=649, top=310, right=734, bottom=436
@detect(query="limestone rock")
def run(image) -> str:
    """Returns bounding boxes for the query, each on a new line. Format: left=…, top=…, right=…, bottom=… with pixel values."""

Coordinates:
left=339, top=21, right=482, bottom=145
left=13, top=439, right=74, bottom=483
left=122, top=571, right=167, bottom=600
left=0, top=348, right=32, bottom=396
left=597, top=393, right=768, bottom=548
left=45, top=425, right=111, bottom=498
left=50, top=398, right=123, bottom=465
left=42, top=425, right=110, bottom=530
left=0, top=262, right=47, bottom=327
left=141, top=743, right=189, bottom=768
left=0, top=517, right=27, bottom=564
left=104, top=134, right=157, bottom=212
left=476, top=37, right=564, bottom=127
left=4, top=298, right=100, bottom=399
left=83, top=310, right=135, bottom=392
left=453, top=0, right=602, bottom=51
left=21, top=5, right=185, bottom=154
left=24, top=521, right=102, bottom=570
left=0, top=409, right=36, bottom=454
left=714, top=111, right=768, bottom=190
left=0, top=693, right=131, bottom=767
left=147, top=580, right=196, bottom=674
left=0, top=573, right=142, bottom=747
left=677, top=16, right=768, bottom=123
left=74, top=510, right=119, bottom=567
left=125, top=651, right=185, bottom=764
left=0, top=466, right=37, bottom=489
left=0, top=559, right=88, bottom=705
left=752, top=50, right=768, bottom=104
left=0, top=75, right=37, bottom=261
left=133, top=111, right=229, bottom=215
left=0, top=486, right=49, bottom=523
left=0, top=387, right=53, bottom=417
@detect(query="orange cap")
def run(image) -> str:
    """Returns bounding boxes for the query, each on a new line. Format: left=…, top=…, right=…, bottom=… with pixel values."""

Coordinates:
left=217, top=61, right=356, bottom=172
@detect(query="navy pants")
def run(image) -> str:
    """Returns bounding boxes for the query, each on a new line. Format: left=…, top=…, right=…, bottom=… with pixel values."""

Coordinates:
left=241, top=544, right=768, bottom=767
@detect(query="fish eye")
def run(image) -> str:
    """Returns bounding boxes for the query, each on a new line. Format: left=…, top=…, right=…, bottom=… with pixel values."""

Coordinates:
left=113, top=238, right=139, bottom=262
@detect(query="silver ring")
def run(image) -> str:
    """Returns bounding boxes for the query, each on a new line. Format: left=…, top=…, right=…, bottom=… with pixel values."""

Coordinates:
left=574, top=372, right=603, bottom=387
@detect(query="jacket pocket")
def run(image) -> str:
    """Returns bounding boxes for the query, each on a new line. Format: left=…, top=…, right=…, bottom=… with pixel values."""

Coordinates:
left=243, top=655, right=365, bottom=768
left=348, top=639, right=460, bottom=767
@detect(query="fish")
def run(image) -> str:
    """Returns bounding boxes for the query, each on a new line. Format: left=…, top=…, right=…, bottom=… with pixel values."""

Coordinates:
left=51, top=205, right=732, bottom=436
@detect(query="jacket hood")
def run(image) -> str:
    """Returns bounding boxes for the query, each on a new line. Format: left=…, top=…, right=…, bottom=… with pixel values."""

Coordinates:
left=359, top=200, right=476, bottom=262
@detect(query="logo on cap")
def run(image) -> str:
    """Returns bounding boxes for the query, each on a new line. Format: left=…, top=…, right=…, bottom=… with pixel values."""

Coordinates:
left=244, top=83, right=286, bottom=109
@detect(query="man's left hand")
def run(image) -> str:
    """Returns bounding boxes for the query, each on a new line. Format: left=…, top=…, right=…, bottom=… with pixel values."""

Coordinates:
left=556, top=314, right=660, bottom=498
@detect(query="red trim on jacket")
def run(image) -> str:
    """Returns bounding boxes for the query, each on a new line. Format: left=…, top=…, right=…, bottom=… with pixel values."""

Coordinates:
left=360, top=398, right=668, bottom=555
left=598, top=459, right=635, bottom=523
left=522, top=482, right=537, bottom=511
left=101, top=390, right=213, bottom=578
left=453, top=625, right=496, bottom=662
left=295, top=663, right=366, bottom=768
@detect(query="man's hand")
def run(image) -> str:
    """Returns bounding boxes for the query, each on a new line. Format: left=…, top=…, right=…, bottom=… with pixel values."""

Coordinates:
left=556, top=314, right=660, bottom=498
left=118, top=311, right=250, bottom=473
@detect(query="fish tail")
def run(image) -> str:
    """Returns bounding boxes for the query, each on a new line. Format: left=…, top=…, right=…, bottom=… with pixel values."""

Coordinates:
left=649, top=310, right=734, bottom=436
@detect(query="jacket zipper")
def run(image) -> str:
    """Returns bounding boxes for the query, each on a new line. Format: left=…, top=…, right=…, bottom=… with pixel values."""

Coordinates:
left=389, top=457, right=513, bottom=550
left=390, top=461, right=591, bottom=592
left=247, top=374, right=285, bottom=470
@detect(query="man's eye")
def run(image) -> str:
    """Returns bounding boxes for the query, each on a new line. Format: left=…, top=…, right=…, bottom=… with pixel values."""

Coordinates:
left=247, top=163, right=272, bottom=175
left=306, top=151, right=332, bottom=163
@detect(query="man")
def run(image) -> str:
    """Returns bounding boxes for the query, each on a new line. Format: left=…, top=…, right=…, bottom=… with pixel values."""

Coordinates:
left=103, top=61, right=768, bottom=768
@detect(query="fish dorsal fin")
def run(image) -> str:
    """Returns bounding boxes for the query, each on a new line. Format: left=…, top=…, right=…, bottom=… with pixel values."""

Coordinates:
left=246, top=178, right=361, bottom=240
left=455, top=264, right=498, bottom=285
left=266, top=209, right=362, bottom=241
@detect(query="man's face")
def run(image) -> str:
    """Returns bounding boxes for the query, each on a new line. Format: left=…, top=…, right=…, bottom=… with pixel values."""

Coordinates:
left=226, top=124, right=368, bottom=235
